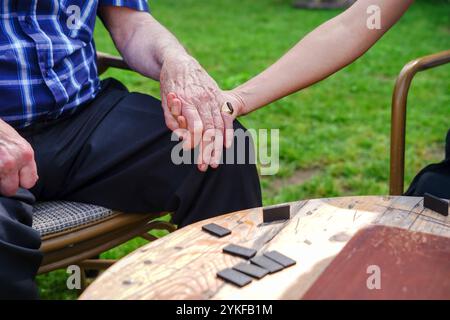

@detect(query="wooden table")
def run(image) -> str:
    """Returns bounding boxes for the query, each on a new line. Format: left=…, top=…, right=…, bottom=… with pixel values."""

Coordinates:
left=80, top=196, right=450, bottom=300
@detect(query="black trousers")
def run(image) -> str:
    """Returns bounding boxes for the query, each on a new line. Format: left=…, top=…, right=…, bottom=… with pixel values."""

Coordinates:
left=0, top=78, right=262, bottom=299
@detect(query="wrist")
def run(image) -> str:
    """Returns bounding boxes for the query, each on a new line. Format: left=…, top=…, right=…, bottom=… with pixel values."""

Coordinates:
left=225, top=89, right=248, bottom=117
left=160, top=47, right=191, bottom=66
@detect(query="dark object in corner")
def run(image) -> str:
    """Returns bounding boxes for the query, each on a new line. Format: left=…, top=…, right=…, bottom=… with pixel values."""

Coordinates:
left=263, top=204, right=290, bottom=223
left=424, top=193, right=449, bottom=217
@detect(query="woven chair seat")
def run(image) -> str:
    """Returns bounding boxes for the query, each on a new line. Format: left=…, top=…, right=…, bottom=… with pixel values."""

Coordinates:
left=32, top=201, right=115, bottom=236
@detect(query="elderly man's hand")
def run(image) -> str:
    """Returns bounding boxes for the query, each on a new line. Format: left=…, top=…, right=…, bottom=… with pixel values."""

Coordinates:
left=166, top=90, right=245, bottom=171
left=160, top=52, right=242, bottom=172
left=0, top=120, right=38, bottom=196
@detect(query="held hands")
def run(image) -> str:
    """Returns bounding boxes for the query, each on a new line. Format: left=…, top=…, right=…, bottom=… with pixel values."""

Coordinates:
left=0, top=121, right=38, bottom=196
left=160, top=52, right=245, bottom=172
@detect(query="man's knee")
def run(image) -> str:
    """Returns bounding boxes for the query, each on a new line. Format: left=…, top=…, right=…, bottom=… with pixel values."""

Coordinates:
left=0, top=190, right=41, bottom=254
left=0, top=192, right=42, bottom=300
left=0, top=189, right=35, bottom=225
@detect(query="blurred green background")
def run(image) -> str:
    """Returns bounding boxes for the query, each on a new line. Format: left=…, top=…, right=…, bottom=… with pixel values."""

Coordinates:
left=37, top=0, right=450, bottom=299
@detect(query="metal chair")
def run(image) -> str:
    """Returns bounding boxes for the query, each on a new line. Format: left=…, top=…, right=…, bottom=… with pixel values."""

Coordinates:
left=35, top=52, right=176, bottom=284
left=389, top=49, right=450, bottom=195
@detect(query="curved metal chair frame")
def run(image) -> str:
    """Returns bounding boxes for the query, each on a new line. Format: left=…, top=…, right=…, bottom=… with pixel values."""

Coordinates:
left=390, top=50, right=450, bottom=195
left=38, top=52, right=176, bottom=281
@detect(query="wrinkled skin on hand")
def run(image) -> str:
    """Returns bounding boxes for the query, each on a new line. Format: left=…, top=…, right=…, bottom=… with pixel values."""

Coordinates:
left=160, top=53, right=244, bottom=171
left=0, top=121, right=38, bottom=196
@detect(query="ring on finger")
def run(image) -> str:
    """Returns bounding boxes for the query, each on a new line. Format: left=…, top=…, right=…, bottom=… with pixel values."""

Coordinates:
left=221, top=102, right=234, bottom=115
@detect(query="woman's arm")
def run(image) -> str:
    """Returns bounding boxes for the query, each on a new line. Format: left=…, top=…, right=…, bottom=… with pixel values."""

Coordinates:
left=231, top=0, right=413, bottom=115
left=99, top=6, right=231, bottom=171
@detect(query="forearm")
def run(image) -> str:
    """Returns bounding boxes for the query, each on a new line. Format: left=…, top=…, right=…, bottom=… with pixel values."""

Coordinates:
left=234, top=17, right=367, bottom=113
left=120, top=18, right=188, bottom=80
left=100, top=8, right=188, bottom=80
left=234, top=0, right=413, bottom=114
left=0, top=118, right=20, bottom=138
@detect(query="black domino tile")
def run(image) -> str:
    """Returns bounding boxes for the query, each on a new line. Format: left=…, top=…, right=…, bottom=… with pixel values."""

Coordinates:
left=223, top=244, right=257, bottom=259
left=217, top=268, right=252, bottom=287
left=250, top=255, right=284, bottom=273
left=263, top=250, right=296, bottom=268
left=424, top=193, right=449, bottom=217
left=202, top=223, right=232, bottom=237
left=263, top=204, right=290, bottom=223
left=232, top=262, right=269, bottom=279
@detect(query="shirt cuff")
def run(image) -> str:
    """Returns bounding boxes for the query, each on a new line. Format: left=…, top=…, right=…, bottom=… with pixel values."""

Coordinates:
left=98, top=0, right=149, bottom=12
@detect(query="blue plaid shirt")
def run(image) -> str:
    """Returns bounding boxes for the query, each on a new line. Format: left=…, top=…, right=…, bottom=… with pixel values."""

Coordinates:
left=0, top=0, right=149, bottom=129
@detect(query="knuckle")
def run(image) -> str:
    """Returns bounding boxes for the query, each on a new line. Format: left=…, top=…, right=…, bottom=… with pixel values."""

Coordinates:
left=21, top=146, right=34, bottom=162
left=215, top=121, right=225, bottom=131
left=204, top=122, right=214, bottom=130
left=1, top=156, right=15, bottom=171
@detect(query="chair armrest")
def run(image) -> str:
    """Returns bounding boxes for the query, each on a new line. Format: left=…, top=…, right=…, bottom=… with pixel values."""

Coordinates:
left=390, top=50, right=450, bottom=195
left=96, top=51, right=130, bottom=75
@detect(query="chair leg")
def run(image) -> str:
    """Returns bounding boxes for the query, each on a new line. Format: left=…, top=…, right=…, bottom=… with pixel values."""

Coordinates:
left=140, top=233, right=158, bottom=242
left=82, top=255, right=101, bottom=278
left=140, top=221, right=177, bottom=242
left=79, top=266, right=87, bottom=293
left=77, top=259, right=117, bottom=295
left=78, top=259, right=117, bottom=271
left=149, top=220, right=177, bottom=233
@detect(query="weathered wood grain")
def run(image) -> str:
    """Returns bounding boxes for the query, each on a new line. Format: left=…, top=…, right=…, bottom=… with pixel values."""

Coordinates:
left=79, top=196, right=450, bottom=300
left=303, top=225, right=450, bottom=299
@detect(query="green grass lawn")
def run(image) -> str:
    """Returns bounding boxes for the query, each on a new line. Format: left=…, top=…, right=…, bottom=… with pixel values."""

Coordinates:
left=37, top=0, right=450, bottom=299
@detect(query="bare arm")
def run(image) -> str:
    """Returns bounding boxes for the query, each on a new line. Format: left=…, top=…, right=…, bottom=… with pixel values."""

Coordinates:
left=99, top=6, right=230, bottom=171
left=98, top=6, right=185, bottom=81
left=230, top=0, right=413, bottom=115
